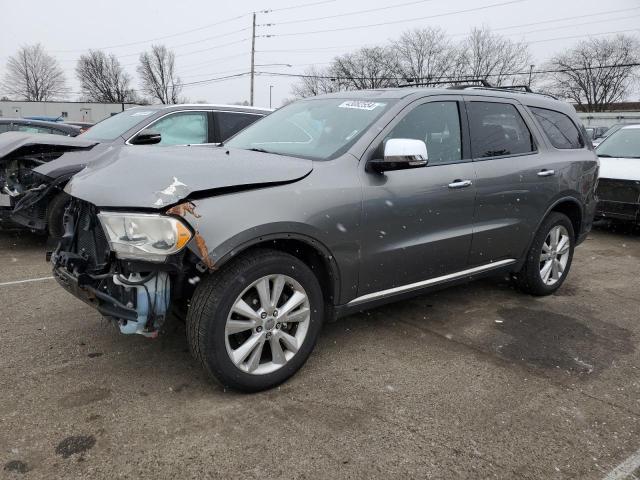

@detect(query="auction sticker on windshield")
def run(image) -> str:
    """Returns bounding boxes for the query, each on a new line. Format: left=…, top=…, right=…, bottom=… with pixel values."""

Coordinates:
left=130, top=111, right=154, bottom=116
left=338, top=101, right=386, bottom=110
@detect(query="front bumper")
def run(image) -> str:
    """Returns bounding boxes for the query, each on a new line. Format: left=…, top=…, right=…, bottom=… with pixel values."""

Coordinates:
left=53, top=264, right=138, bottom=322
left=595, top=178, right=640, bottom=224
left=51, top=198, right=173, bottom=337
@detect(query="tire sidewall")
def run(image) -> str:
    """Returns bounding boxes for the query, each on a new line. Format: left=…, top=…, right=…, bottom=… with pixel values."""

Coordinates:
left=527, top=213, right=575, bottom=294
left=201, top=255, right=324, bottom=392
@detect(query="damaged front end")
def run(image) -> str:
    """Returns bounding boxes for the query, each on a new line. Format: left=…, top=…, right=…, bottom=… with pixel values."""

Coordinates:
left=51, top=198, right=201, bottom=337
left=0, top=134, right=97, bottom=231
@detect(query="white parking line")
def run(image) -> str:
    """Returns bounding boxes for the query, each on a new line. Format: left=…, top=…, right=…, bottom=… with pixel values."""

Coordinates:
left=0, top=276, right=54, bottom=287
left=603, top=448, right=640, bottom=480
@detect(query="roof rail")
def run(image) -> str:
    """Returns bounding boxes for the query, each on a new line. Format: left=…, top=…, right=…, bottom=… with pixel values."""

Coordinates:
left=398, top=79, right=491, bottom=88
left=398, top=78, right=559, bottom=100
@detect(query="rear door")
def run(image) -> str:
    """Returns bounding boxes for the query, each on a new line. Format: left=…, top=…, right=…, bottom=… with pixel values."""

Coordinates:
left=465, top=97, right=557, bottom=265
left=358, top=96, right=477, bottom=296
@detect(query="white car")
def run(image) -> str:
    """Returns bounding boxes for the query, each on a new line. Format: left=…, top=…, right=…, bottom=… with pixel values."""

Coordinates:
left=595, top=124, right=640, bottom=224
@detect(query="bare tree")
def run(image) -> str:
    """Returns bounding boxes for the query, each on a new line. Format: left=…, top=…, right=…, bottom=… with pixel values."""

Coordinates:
left=291, top=66, right=342, bottom=98
left=137, top=45, right=183, bottom=104
left=76, top=50, right=136, bottom=103
left=1, top=44, right=67, bottom=100
left=331, top=46, right=401, bottom=90
left=456, top=27, right=533, bottom=86
left=393, top=27, right=460, bottom=85
left=544, top=35, right=640, bottom=111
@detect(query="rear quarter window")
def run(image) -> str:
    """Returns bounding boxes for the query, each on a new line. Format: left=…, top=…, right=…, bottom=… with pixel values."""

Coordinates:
left=529, top=107, right=584, bottom=149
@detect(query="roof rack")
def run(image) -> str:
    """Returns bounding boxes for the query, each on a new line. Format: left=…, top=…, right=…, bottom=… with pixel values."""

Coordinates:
left=398, top=79, right=491, bottom=88
left=452, top=83, right=558, bottom=100
left=399, top=78, right=558, bottom=100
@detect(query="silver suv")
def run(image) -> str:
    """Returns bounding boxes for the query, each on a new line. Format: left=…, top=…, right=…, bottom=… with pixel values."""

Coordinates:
left=51, top=87, right=598, bottom=392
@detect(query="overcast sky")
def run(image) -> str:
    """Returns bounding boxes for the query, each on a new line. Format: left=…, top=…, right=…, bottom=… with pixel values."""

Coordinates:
left=1, top=0, right=639, bottom=107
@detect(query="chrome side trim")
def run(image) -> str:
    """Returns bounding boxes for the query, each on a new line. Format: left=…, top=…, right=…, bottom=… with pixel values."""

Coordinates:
left=347, top=259, right=516, bottom=307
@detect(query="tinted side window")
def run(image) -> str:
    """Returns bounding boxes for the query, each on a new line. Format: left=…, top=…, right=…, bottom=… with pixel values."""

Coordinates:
left=467, top=102, right=534, bottom=158
left=149, top=112, right=208, bottom=145
left=530, top=107, right=584, bottom=149
left=217, top=112, right=261, bottom=141
left=0, top=123, right=10, bottom=133
left=385, top=101, right=462, bottom=165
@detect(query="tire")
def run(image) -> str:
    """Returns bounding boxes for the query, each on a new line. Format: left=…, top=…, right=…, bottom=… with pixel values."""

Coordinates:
left=515, top=212, right=575, bottom=296
left=186, top=249, right=324, bottom=392
left=47, top=192, right=70, bottom=239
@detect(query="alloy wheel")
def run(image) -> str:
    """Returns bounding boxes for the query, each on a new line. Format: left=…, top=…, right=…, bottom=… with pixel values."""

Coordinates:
left=539, top=225, right=571, bottom=286
left=224, top=274, right=311, bottom=375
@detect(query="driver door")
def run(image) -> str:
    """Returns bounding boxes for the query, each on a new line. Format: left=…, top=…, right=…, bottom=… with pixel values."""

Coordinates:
left=357, top=96, right=476, bottom=297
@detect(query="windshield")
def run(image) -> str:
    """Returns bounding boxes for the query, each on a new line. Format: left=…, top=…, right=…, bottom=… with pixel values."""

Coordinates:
left=79, top=108, right=158, bottom=141
left=596, top=127, right=640, bottom=158
left=225, top=98, right=395, bottom=160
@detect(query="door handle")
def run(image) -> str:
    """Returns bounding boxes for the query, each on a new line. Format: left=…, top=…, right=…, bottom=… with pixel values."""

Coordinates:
left=448, top=179, right=473, bottom=189
left=537, top=169, right=555, bottom=177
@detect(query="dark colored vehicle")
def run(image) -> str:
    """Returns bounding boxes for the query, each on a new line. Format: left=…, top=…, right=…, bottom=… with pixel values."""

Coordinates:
left=0, top=104, right=270, bottom=234
left=0, top=118, right=81, bottom=137
left=595, top=125, right=640, bottom=224
left=51, top=87, right=598, bottom=392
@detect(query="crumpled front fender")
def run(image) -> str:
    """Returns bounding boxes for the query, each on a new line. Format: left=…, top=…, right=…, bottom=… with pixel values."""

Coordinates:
left=10, top=173, right=76, bottom=231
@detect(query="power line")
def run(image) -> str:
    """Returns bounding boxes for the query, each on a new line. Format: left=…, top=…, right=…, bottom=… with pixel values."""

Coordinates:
left=268, top=0, right=437, bottom=25
left=255, top=62, right=640, bottom=81
left=528, top=28, right=640, bottom=44
left=264, top=0, right=525, bottom=37
left=263, top=0, right=336, bottom=13
left=50, top=14, right=249, bottom=53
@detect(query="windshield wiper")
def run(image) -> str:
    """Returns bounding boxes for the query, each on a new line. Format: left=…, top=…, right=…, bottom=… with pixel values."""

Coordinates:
left=597, top=154, right=613, bottom=157
left=247, top=147, right=273, bottom=154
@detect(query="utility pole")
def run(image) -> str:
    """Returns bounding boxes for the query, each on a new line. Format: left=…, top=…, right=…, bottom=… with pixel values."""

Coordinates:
left=528, top=64, right=534, bottom=88
left=250, top=12, right=256, bottom=106
left=269, top=85, right=273, bottom=109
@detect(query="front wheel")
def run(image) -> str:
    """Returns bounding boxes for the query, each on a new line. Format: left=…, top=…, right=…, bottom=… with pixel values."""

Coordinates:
left=47, top=192, right=70, bottom=238
left=515, top=212, right=575, bottom=296
left=186, top=249, right=324, bottom=392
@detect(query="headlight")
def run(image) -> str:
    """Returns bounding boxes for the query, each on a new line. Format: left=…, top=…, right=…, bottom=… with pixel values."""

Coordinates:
left=98, top=212, right=192, bottom=262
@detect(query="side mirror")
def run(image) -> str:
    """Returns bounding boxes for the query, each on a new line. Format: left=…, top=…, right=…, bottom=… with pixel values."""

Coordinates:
left=130, top=129, right=162, bottom=145
left=368, top=138, right=428, bottom=173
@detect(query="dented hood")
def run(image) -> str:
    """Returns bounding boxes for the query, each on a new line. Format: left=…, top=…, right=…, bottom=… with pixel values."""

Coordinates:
left=0, top=131, right=104, bottom=177
left=0, top=131, right=98, bottom=158
left=65, top=145, right=313, bottom=208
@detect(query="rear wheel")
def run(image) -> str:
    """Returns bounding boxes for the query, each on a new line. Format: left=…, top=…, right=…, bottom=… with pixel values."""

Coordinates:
left=47, top=192, right=70, bottom=238
left=186, top=249, right=324, bottom=392
left=515, top=212, right=575, bottom=296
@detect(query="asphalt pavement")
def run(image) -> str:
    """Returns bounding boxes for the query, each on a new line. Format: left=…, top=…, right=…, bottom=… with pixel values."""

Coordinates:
left=1, top=224, right=639, bottom=479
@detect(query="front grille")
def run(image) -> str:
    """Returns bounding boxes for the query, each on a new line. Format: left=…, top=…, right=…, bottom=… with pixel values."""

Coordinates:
left=65, top=199, right=111, bottom=272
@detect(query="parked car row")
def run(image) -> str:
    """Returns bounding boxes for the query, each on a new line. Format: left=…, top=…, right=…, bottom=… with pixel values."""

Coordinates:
left=10, top=88, right=640, bottom=391
left=40, top=86, right=599, bottom=392
left=0, top=104, right=271, bottom=235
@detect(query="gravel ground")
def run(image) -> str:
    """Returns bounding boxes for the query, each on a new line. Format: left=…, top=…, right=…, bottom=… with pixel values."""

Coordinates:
left=1, top=224, right=639, bottom=479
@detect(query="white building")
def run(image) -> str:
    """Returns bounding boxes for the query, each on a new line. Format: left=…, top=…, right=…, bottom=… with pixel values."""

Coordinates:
left=0, top=100, right=139, bottom=123
left=577, top=111, right=640, bottom=128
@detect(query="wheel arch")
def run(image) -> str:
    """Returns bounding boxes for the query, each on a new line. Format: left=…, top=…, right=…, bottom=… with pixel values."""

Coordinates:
left=209, top=231, right=342, bottom=308
left=546, top=196, right=583, bottom=240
